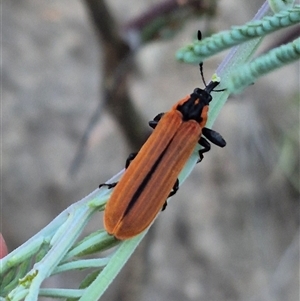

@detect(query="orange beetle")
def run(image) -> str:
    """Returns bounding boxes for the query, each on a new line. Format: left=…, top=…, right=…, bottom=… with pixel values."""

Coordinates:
left=100, top=67, right=226, bottom=240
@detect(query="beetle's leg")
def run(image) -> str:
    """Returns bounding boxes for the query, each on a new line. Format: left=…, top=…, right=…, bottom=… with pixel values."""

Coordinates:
left=197, top=137, right=211, bottom=163
left=149, top=112, right=164, bottom=129
left=99, top=152, right=138, bottom=188
left=162, top=179, right=180, bottom=211
left=161, top=201, right=168, bottom=211
left=148, top=120, right=157, bottom=129
left=169, top=178, right=179, bottom=197
left=99, top=182, right=118, bottom=189
left=202, top=127, right=226, bottom=148
left=125, top=152, right=138, bottom=168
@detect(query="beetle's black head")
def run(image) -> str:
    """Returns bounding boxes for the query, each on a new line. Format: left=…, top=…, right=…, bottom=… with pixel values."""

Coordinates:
left=176, top=81, right=220, bottom=122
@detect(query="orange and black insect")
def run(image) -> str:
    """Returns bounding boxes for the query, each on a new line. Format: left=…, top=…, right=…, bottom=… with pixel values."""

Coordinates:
left=99, top=61, right=226, bottom=240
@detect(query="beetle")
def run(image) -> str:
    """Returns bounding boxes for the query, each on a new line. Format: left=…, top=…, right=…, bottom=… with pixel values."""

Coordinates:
left=99, top=64, right=226, bottom=240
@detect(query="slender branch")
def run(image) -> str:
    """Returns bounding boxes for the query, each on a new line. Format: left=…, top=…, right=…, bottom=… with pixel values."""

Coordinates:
left=83, top=0, right=148, bottom=152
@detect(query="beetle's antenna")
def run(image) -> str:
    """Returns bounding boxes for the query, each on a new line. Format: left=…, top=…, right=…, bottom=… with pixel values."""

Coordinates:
left=197, top=30, right=202, bottom=41
left=197, top=31, right=208, bottom=88
left=199, top=62, right=208, bottom=88
left=198, top=29, right=226, bottom=92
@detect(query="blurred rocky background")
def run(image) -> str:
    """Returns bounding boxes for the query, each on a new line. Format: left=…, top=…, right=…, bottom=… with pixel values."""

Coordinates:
left=2, top=0, right=299, bottom=300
